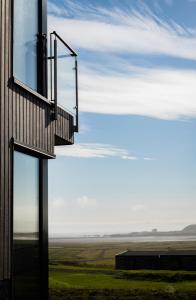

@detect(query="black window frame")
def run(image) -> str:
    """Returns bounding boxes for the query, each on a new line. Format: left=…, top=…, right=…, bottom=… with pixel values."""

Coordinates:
left=11, top=0, right=48, bottom=101
left=10, top=139, right=50, bottom=300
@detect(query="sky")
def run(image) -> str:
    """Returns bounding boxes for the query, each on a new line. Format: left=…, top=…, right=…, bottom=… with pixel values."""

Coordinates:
left=48, top=0, right=196, bottom=236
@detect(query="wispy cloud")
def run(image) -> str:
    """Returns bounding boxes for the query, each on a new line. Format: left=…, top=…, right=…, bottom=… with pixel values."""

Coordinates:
left=48, top=2, right=196, bottom=121
left=50, top=197, right=67, bottom=210
left=55, top=143, right=137, bottom=160
left=132, top=204, right=146, bottom=212
left=48, top=2, right=68, bottom=17
left=79, top=66, right=196, bottom=120
left=49, top=3, right=196, bottom=60
left=143, top=157, right=156, bottom=161
left=121, top=155, right=137, bottom=160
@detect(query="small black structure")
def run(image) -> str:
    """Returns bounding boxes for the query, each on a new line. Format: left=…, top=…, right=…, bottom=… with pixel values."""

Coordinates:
left=0, top=0, right=78, bottom=299
left=115, top=251, right=196, bottom=271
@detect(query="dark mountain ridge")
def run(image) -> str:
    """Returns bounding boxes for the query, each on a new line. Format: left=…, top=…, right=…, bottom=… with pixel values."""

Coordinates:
left=182, top=224, right=196, bottom=233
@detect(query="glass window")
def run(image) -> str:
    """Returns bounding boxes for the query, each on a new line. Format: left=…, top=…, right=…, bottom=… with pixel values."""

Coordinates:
left=13, top=0, right=38, bottom=91
left=13, top=151, right=40, bottom=300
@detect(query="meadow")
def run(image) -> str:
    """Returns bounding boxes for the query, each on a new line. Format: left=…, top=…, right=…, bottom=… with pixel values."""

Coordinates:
left=49, top=240, right=196, bottom=299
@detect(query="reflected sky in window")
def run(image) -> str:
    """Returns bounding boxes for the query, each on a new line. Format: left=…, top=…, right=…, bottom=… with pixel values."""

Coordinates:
left=13, top=0, right=38, bottom=91
left=14, top=151, right=39, bottom=239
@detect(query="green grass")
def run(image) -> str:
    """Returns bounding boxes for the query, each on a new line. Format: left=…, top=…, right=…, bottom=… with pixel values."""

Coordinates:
left=49, top=264, right=196, bottom=282
left=49, top=241, right=196, bottom=299
left=50, top=272, right=173, bottom=289
left=49, top=266, right=196, bottom=299
left=49, top=240, right=196, bottom=268
left=49, top=268, right=196, bottom=290
left=49, top=264, right=196, bottom=299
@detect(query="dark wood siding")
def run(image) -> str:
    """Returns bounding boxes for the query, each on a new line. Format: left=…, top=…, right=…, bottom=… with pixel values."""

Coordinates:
left=0, top=0, right=74, bottom=280
left=55, top=107, right=74, bottom=145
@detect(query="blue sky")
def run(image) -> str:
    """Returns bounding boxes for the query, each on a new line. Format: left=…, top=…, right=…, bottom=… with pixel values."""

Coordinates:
left=48, top=0, right=196, bottom=236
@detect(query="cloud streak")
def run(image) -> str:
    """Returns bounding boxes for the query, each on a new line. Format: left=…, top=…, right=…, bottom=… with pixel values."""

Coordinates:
left=48, top=3, right=196, bottom=120
left=49, top=3, right=196, bottom=60
left=79, top=66, right=196, bottom=120
left=55, top=143, right=137, bottom=160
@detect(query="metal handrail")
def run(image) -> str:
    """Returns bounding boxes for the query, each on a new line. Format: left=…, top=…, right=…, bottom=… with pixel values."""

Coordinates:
left=52, top=31, right=77, bottom=57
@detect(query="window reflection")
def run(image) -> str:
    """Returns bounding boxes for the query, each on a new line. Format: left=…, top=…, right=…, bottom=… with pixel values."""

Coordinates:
left=13, top=151, right=40, bottom=300
left=14, top=151, right=39, bottom=239
left=13, top=0, right=38, bottom=91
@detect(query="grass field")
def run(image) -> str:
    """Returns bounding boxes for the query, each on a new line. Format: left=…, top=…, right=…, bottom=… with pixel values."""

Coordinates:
left=49, top=240, right=196, bottom=299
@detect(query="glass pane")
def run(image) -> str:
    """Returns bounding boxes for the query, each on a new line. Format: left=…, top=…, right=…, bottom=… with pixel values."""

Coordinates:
left=13, top=151, right=40, bottom=300
left=48, top=34, right=77, bottom=123
left=57, top=42, right=76, bottom=118
left=13, top=0, right=38, bottom=91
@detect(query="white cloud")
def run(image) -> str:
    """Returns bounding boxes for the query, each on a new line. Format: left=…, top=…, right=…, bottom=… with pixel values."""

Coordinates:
left=48, top=5, right=196, bottom=60
left=78, top=66, right=196, bottom=120
left=55, top=143, right=137, bottom=159
left=77, top=196, right=97, bottom=207
left=48, top=2, right=68, bottom=17
left=143, top=157, right=155, bottom=161
left=50, top=197, right=67, bottom=209
left=121, top=155, right=137, bottom=160
left=132, top=204, right=146, bottom=212
left=48, top=4, right=196, bottom=121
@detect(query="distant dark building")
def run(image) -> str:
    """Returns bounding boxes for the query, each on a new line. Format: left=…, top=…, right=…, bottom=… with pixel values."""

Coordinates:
left=116, top=251, right=196, bottom=271
left=0, top=0, right=78, bottom=299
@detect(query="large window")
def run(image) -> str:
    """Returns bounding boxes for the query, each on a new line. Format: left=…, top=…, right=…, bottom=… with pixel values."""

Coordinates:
left=13, top=0, right=38, bottom=91
left=13, top=151, right=40, bottom=300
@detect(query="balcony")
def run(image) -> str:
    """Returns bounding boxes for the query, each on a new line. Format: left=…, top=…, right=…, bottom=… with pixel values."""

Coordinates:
left=48, top=32, right=78, bottom=132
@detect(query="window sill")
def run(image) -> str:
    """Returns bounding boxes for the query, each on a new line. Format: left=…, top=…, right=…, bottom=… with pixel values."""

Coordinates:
left=12, top=138, right=56, bottom=159
left=12, top=77, right=52, bottom=106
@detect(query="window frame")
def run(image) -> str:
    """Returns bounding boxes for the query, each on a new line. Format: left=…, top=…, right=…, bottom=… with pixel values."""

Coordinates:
left=11, top=139, right=50, bottom=299
left=11, top=0, right=49, bottom=102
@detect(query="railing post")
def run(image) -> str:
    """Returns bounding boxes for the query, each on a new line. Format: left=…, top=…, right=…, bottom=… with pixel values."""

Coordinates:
left=75, top=57, right=79, bottom=132
left=54, top=38, right=58, bottom=120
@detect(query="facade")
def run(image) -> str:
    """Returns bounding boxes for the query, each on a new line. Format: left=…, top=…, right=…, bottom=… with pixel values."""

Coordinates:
left=115, top=251, right=196, bottom=271
left=0, top=0, right=78, bottom=299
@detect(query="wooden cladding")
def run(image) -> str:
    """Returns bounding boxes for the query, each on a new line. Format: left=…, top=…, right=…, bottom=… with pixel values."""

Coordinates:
left=55, top=107, right=74, bottom=145
left=0, top=0, right=74, bottom=280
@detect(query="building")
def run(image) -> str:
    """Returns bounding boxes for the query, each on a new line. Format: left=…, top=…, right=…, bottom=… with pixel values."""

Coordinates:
left=0, top=0, right=78, bottom=299
left=115, top=250, right=196, bottom=271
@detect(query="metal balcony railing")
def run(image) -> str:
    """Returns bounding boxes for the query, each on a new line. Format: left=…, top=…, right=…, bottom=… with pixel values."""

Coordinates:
left=48, top=31, right=78, bottom=132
